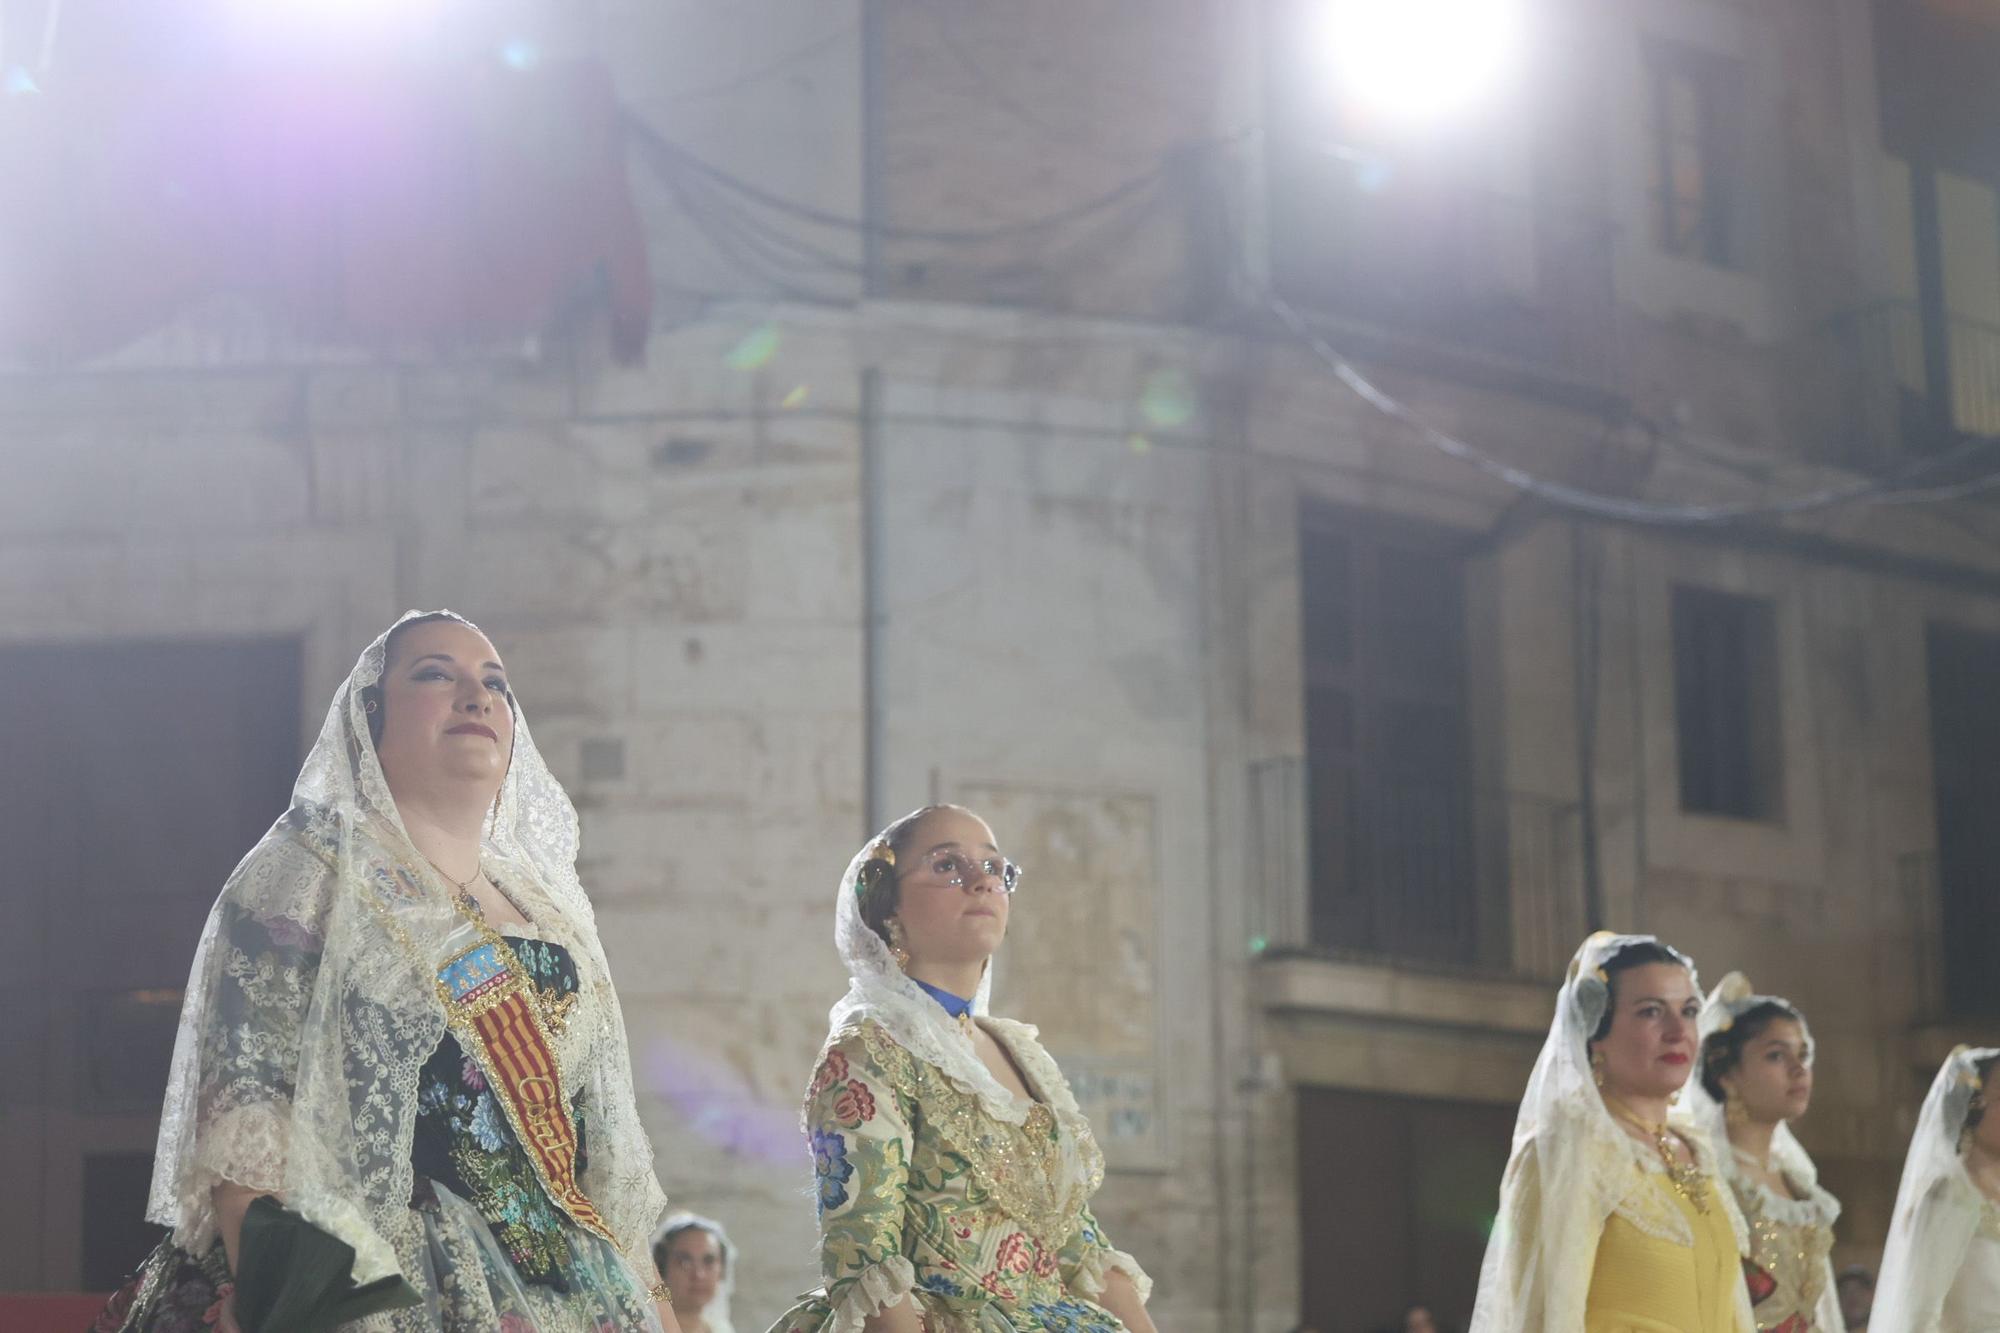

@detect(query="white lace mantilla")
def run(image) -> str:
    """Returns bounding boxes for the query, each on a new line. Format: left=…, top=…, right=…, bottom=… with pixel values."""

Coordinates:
left=145, top=611, right=670, bottom=1307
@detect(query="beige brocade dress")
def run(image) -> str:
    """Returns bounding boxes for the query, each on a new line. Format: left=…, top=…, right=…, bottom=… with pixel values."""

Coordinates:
left=1726, top=1161, right=1838, bottom=1332
left=768, top=1017, right=1150, bottom=1333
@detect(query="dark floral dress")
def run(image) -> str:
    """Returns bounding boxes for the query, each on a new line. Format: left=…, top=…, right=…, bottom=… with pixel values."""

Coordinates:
left=409, top=934, right=590, bottom=1292
left=95, top=932, right=654, bottom=1333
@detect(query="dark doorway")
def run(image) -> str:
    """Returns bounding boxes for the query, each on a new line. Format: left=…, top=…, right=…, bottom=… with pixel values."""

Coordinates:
left=1925, top=621, right=2000, bottom=1018
left=1297, top=1086, right=1516, bottom=1333
left=0, top=637, right=301, bottom=1290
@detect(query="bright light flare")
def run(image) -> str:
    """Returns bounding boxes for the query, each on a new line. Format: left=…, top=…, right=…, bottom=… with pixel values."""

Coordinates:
left=214, top=0, right=455, bottom=61
left=1305, top=0, right=1528, bottom=127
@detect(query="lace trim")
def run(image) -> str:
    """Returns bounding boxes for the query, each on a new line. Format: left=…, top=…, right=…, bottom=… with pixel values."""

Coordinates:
left=1068, top=1245, right=1153, bottom=1304
left=1611, top=1163, right=1697, bottom=1248
left=1730, top=1166, right=1841, bottom=1230
left=830, top=981, right=1032, bottom=1126
left=1610, top=1129, right=1742, bottom=1252
left=823, top=1255, right=917, bottom=1333
left=981, top=1018, right=1107, bottom=1202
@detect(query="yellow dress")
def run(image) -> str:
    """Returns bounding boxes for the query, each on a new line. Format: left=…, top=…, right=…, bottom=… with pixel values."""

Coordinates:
left=1586, top=1158, right=1745, bottom=1333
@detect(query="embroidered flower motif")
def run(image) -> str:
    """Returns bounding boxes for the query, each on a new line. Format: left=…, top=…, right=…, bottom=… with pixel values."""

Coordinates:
left=499, top=1315, right=535, bottom=1333
left=979, top=1270, right=1018, bottom=1301
left=918, top=1272, right=965, bottom=1297
left=996, top=1232, right=1033, bottom=1274
left=1033, top=1243, right=1058, bottom=1278
left=832, top=1078, right=877, bottom=1127
left=1022, top=1299, right=1115, bottom=1332
left=810, top=1049, right=850, bottom=1097
left=469, top=1092, right=510, bottom=1152
left=811, top=1127, right=853, bottom=1214
left=201, top=1281, right=236, bottom=1327
left=460, top=1055, right=488, bottom=1091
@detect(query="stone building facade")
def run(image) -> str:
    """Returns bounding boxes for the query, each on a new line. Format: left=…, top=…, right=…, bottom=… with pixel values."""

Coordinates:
left=4, top=2, right=2000, bottom=1329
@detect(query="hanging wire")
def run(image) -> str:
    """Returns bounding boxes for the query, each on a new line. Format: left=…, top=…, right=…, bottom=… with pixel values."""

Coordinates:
left=623, top=112, right=2000, bottom=524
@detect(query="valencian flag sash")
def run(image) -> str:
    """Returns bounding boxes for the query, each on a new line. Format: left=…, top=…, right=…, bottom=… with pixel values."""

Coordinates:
left=433, top=930, right=614, bottom=1244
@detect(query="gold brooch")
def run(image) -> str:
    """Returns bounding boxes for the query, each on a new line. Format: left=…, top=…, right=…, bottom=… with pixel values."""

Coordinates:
left=536, top=984, right=578, bottom=1037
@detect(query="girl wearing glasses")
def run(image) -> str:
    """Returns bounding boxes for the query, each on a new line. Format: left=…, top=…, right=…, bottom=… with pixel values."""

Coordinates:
left=768, top=805, right=1158, bottom=1333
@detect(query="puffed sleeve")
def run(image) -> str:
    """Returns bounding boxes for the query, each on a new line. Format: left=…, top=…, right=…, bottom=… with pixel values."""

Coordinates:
left=1057, top=1202, right=1153, bottom=1305
left=806, top=1023, right=920, bottom=1333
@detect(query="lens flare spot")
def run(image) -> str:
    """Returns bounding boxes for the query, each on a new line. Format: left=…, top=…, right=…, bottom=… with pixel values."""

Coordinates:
left=781, top=383, right=811, bottom=410
left=726, top=322, right=781, bottom=371
left=1139, top=369, right=1196, bottom=429
left=4, top=66, right=40, bottom=96
left=1127, top=433, right=1153, bottom=455
left=500, top=39, right=541, bottom=71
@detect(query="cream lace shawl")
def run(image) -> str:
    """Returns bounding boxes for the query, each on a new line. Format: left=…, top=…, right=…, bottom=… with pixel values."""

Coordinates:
left=144, top=610, right=669, bottom=1292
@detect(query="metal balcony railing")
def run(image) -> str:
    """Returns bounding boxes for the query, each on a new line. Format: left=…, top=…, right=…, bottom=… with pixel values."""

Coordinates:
left=1248, top=758, right=1586, bottom=980
left=1797, top=299, right=2000, bottom=466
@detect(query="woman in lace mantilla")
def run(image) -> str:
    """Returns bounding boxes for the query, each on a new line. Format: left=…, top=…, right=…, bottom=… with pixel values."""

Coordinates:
left=653, top=1212, right=738, bottom=1333
left=1873, top=1046, right=2000, bottom=1331
left=768, top=805, right=1158, bottom=1333
left=1686, top=974, right=1843, bottom=1333
left=96, top=611, right=680, bottom=1333
left=1470, top=932, right=1757, bottom=1333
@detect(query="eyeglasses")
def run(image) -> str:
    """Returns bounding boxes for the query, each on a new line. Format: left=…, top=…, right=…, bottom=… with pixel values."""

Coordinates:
left=901, top=849, right=1024, bottom=894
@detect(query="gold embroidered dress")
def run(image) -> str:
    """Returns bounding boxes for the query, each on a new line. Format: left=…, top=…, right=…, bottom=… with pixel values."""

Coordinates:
left=772, top=833, right=1152, bottom=1333
left=1725, top=1164, right=1839, bottom=1333
left=771, top=1016, right=1147, bottom=1333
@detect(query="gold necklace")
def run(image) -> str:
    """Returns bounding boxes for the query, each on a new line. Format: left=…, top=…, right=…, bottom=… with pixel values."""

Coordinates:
left=1606, top=1098, right=1711, bottom=1213
left=423, top=853, right=486, bottom=917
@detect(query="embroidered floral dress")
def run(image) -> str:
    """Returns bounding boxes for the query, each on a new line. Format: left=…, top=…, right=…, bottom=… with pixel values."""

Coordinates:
left=769, top=1017, right=1150, bottom=1333
left=95, top=907, right=656, bottom=1333
left=1725, top=1163, right=1839, bottom=1333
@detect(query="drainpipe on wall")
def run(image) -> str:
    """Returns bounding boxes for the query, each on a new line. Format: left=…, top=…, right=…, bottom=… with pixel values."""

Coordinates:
left=1571, top=521, right=1607, bottom=930
left=861, top=366, right=886, bottom=836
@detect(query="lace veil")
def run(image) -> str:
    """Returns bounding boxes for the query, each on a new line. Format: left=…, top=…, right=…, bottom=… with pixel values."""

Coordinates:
left=1872, top=1045, right=2000, bottom=1331
left=1686, top=972, right=1842, bottom=1333
left=1470, top=931, right=1752, bottom=1332
left=825, top=823, right=1036, bottom=1125
left=652, top=1211, right=737, bottom=1333
left=145, top=610, right=668, bottom=1289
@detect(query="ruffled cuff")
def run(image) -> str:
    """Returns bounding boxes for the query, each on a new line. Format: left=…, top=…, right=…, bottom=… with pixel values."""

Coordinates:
left=826, top=1255, right=918, bottom=1333
left=1070, top=1246, right=1152, bottom=1304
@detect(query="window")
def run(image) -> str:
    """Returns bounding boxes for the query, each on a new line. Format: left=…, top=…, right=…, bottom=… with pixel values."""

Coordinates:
left=1643, top=39, right=1747, bottom=268
left=1301, top=504, right=1475, bottom=964
left=1671, top=585, right=1782, bottom=819
left=1925, top=622, right=2000, bottom=1017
